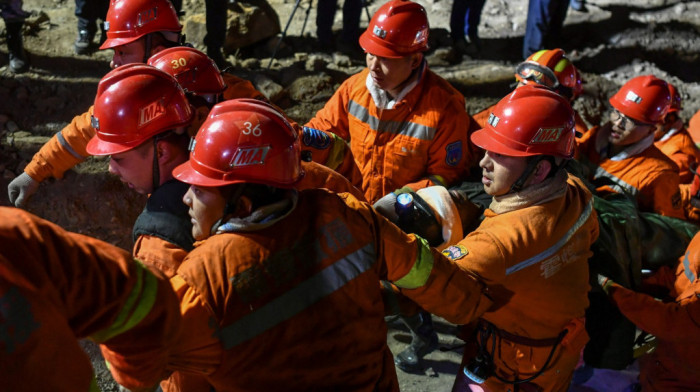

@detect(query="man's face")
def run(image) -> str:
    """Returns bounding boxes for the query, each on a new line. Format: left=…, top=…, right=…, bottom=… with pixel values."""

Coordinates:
left=608, top=109, right=655, bottom=146
left=110, top=39, right=147, bottom=68
left=479, top=150, right=529, bottom=196
left=182, top=185, right=227, bottom=241
left=108, top=142, right=154, bottom=195
left=365, top=53, right=418, bottom=94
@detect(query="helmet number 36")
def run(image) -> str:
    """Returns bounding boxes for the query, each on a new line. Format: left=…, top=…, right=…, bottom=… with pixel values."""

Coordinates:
left=243, top=121, right=262, bottom=137
left=170, top=57, right=187, bottom=69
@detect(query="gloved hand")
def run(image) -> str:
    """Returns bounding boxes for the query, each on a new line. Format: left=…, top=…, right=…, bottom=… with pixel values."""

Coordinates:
left=8, top=172, right=40, bottom=208
left=596, top=274, right=614, bottom=295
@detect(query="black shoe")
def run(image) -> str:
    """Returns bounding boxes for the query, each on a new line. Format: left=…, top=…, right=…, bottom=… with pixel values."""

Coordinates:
left=74, top=30, right=93, bottom=55
left=394, top=312, right=439, bottom=373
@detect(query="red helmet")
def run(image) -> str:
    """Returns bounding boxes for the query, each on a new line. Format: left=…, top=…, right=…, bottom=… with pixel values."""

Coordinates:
left=359, top=0, right=429, bottom=58
left=100, top=0, right=181, bottom=50
left=86, top=64, right=193, bottom=156
left=173, top=99, right=303, bottom=188
left=609, top=75, right=670, bottom=124
left=471, top=84, right=576, bottom=159
left=666, top=82, right=682, bottom=114
left=515, top=48, right=583, bottom=100
left=147, top=47, right=226, bottom=95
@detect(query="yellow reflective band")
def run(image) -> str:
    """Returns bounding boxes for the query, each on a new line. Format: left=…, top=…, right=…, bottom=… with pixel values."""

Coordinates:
left=326, top=133, right=348, bottom=171
left=554, top=59, right=569, bottom=73
left=531, top=50, right=547, bottom=61
left=90, top=260, right=158, bottom=343
left=429, top=174, right=446, bottom=187
left=394, top=236, right=435, bottom=289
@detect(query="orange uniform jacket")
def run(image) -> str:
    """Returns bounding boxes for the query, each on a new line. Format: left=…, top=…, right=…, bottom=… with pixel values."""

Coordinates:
left=606, top=232, right=700, bottom=391
left=577, top=125, right=684, bottom=219
left=306, top=66, right=478, bottom=203
left=22, top=73, right=265, bottom=183
left=442, top=174, right=599, bottom=391
left=167, top=189, right=492, bottom=391
left=687, top=109, right=700, bottom=148
left=654, top=124, right=700, bottom=184
left=0, top=207, right=181, bottom=391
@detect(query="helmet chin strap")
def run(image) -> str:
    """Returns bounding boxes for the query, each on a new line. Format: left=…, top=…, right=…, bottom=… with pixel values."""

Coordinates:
left=151, top=137, right=161, bottom=192
left=509, top=155, right=553, bottom=193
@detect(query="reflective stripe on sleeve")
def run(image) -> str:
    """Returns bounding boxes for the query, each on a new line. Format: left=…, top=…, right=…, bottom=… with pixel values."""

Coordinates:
left=348, top=100, right=437, bottom=141
left=428, top=174, right=446, bottom=187
left=217, top=243, right=376, bottom=349
left=90, top=260, right=158, bottom=343
left=393, top=236, right=435, bottom=289
left=593, top=166, right=639, bottom=197
left=683, top=252, right=697, bottom=283
left=57, top=131, right=88, bottom=161
left=506, top=199, right=594, bottom=275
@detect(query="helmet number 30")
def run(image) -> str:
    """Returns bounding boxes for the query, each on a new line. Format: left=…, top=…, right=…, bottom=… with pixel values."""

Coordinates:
left=243, top=121, right=262, bottom=137
left=170, top=57, right=187, bottom=69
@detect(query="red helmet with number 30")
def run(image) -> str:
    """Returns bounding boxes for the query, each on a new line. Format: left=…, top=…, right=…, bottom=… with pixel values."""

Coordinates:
left=147, top=47, right=226, bottom=95
left=100, top=0, right=181, bottom=50
left=359, top=0, right=429, bottom=58
left=471, top=84, right=576, bottom=159
left=87, top=64, right=193, bottom=156
left=173, top=99, right=303, bottom=187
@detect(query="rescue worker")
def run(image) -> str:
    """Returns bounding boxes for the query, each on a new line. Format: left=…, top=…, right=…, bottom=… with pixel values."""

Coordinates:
left=0, top=207, right=181, bottom=391
left=446, top=85, right=599, bottom=391
left=306, top=0, right=479, bottom=205
left=597, top=231, right=700, bottom=392
left=147, top=46, right=363, bottom=192
left=6, top=0, right=264, bottom=208
left=472, top=48, right=587, bottom=136
left=576, top=75, right=685, bottom=219
left=653, top=82, right=700, bottom=184
left=165, top=98, right=493, bottom=391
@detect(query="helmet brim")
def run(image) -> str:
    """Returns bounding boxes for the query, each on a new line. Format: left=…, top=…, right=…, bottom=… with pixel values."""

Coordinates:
left=359, top=32, right=407, bottom=59
left=86, top=136, right=142, bottom=156
left=470, top=128, right=535, bottom=157
left=172, top=161, right=242, bottom=187
left=99, top=37, right=139, bottom=50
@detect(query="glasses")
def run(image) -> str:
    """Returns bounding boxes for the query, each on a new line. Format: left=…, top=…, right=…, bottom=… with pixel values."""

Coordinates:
left=609, top=110, right=651, bottom=131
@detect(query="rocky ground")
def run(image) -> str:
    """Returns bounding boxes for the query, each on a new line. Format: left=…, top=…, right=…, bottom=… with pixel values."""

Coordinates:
left=1, top=0, right=699, bottom=390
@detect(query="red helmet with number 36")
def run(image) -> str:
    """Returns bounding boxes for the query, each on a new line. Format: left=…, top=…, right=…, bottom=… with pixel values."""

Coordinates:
left=173, top=99, right=303, bottom=187
left=100, top=0, right=181, bottom=50
left=147, top=47, right=226, bottom=95
left=359, top=0, right=429, bottom=58
left=87, top=64, right=193, bottom=156
left=471, top=84, right=576, bottom=159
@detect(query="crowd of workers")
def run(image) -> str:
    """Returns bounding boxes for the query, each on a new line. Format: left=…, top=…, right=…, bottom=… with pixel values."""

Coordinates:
left=3, top=0, right=700, bottom=391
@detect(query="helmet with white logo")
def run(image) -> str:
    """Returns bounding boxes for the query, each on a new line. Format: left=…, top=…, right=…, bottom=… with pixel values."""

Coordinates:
left=471, top=84, right=576, bottom=159
left=515, top=48, right=583, bottom=101
left=147, top=47, right=226, bottom=95
left=86, top=64, right=193, bottom=156
left=100, top=0, right=181, bottom=50
left=359, top=0, right=429, bottom=58
left=173, top=99, right=303, bottom=187
left=609, top=75, right=670, bottom=124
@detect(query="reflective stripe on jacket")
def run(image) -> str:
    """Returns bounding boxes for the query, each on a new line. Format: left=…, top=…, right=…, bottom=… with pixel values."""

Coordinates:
left=306, top=67, right=477, bottom=203
left=0, top=207, right=180, bottom=391
left=578, top=125, right=684, bottom=219
left=169, top=189, right=489, bottom=391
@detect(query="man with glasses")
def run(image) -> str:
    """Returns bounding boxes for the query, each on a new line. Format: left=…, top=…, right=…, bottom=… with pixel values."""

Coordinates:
left=576, top=75, right=684, bottom=219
